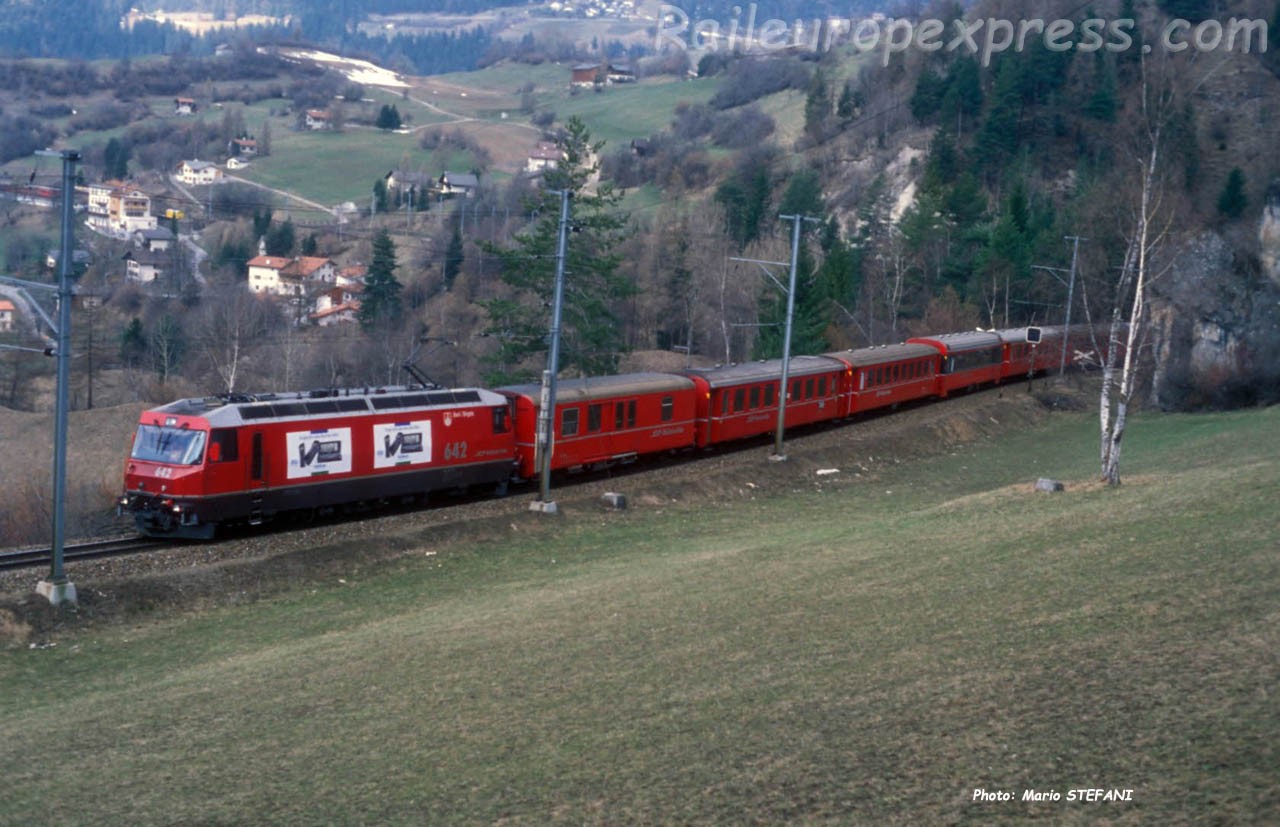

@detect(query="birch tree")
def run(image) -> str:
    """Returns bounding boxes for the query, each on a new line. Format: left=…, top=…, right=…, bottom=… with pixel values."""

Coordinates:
left=1098, top=57, right=1183, bottom=486
left=197, top=287, right=272, bottom=394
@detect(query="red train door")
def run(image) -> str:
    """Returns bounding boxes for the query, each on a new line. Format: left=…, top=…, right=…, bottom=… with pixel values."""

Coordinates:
left=248, top=430, right=268, bottom=524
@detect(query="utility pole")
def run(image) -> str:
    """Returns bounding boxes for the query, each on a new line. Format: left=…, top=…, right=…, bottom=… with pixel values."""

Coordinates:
left=1031, top=235, right=1086, bottom=378
left=731, top=213, right=821, bottom=461
left=531, top=189, right=571, bottom=514
left=771, top=213, right=821, bottom=461
left=39, top=149, right=80, bottom=606
left=1061, top=235, right=1085, bottom=376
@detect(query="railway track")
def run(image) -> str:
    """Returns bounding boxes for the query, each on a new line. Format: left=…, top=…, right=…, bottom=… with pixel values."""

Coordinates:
left=0, top=536, right=169, bottom=572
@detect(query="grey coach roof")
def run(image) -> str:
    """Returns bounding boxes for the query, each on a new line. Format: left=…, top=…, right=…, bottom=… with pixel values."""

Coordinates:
left=499, top=372, right=695, bottom=404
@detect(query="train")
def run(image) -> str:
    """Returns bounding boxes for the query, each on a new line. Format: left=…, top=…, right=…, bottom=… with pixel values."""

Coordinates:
left=118, top=324, right=1108, bottom=538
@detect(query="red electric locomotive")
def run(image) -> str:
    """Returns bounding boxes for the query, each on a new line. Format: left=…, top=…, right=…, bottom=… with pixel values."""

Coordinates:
left=498, top=373, right=699, bottom=479
left=119, top=386, right=517, bottom=538
left=680, top=355, right=847, bottom=448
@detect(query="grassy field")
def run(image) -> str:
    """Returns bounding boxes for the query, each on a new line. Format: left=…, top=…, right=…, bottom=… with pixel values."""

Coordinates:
left=1, top=405, right=1277, bottom=824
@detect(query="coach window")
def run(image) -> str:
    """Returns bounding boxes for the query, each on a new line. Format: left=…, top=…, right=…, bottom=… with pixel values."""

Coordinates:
left=209, top=429, right=239, bottom=463
left=628, top=400, right=637, bottom=428
left=765, top=384, right=775, bottom=406
left=805, top=378, right=815, bottom=399
left=661, top=396, right=675, bottom=422
left=750, top=386, right=760, bottom=409
left=792, top=379, right=802, bottom=400
left=734, top=388, right=745, bottom=412
left=561, top=408, right=579, bottom=437
left=818, top=377, right=827, bottom=397
left=588, top=404, right=603, bottom=433
left=615, top=401, right=626, bottom=430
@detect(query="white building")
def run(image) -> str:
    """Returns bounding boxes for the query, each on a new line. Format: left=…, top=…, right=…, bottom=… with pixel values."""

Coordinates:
left=177, top=160, right=224, bottom=186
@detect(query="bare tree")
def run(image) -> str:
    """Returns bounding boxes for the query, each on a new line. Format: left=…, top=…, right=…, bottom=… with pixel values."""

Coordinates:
left=1098, top=56, right=1190, bottom=486
left=196, top=287, right=272, bottom=394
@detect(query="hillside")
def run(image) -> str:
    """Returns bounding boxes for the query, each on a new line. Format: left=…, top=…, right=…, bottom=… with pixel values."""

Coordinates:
left=1, top=389, right=1276, bottom=823
left=2, top=1, right=1279, bottom=423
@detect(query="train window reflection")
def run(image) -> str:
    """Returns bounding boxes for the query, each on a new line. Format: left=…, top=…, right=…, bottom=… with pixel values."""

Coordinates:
left=130, top=425, right=206, bottom=465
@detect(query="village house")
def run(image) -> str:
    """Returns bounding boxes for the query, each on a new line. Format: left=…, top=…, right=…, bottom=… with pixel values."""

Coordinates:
left=305, top=109, right=332, bottom=130
left=338, top=263, right=367, bottom=284
left=385, top=170, right=434, bottom=203
left=311, top=282, right=363, bottom=326
left=84, top=180, right=125, bottom=233
left=438, top=171, right=479, bottom=198
left=174, top=96, right=197, bottom=115
left=123, top=247, right=169, bottom=284
left=246, top=254, right=298, bottom=297
left=109, top=187, right=157, bottom=234
left=247, top=253, right=338, bottom=320
left=227, top=156, right=251, bottom=170
left=284, top=256, right=337, bottom=287
left=606, top=62, right=636, bottom=84
left=571, top=63, right=601, bottom=88
left=177, top=160, right=224, bottom=186
left=0, top=299, right=17, bottom=333
left=229, top=137, right=258, bottom=156
left=525, top=142, right=563, bottom=174
left=133, top=226, right=175, bottom=252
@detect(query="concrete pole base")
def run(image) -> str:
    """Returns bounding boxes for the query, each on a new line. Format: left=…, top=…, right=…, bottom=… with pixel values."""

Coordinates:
left=36, top=579, right=77, bottom=606
left=768, top=453, right=789, bottom=463
left=529, top=500, right=559, bottom=514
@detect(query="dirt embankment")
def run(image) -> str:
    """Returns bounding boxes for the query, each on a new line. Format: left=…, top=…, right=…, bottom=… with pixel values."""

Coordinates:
left=0, top=376, right=1097, bottom=645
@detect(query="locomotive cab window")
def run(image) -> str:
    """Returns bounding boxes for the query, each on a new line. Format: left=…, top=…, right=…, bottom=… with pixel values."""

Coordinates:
left=561, top=408, right=579, bottom=437
left=130, top=425, right=206, bottom=466
left=208, top=429, right=239, bottom=463
left=661, top=396, right=675, bottom=422
left=492, top=404, right=511, bottom=434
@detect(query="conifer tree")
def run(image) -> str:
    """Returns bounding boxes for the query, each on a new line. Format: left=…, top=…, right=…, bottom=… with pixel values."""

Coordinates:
left=1217, top=168, right=1247, bottom=219
left=359, top=229, right=403, bottom=329
left=480, top=116, right=631, bottom=382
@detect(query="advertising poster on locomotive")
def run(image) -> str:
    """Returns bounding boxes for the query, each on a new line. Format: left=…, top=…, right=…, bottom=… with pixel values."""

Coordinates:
left=287, top=427, right=353, bottom=479
left=373, top=421, right=432, bottom=469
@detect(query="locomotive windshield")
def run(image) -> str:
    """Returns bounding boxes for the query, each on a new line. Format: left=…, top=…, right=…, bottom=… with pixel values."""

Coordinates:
left=130, top=425, right=207, bottom=465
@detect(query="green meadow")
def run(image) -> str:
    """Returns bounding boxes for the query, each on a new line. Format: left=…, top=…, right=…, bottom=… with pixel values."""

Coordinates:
left=1, top=406, right=1277, bottom=824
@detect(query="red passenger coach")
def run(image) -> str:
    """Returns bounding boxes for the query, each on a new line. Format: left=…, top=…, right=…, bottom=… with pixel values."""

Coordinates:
left=997, top=326, right=1068, bottom=380
left=120, top=386, right=516, bottom=538
left=825, top=343, right=940, bottom=415
left=681, top=356, right=846, bottom=448
left=907, top=331, right=1005, bottom=396
left=498, top=373, right=698, bottom=479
